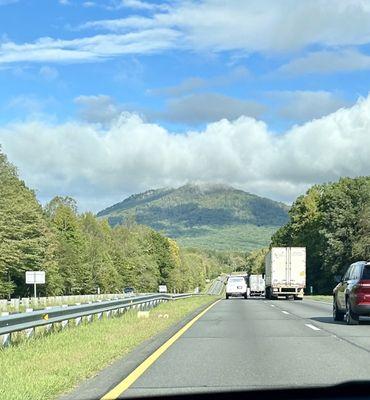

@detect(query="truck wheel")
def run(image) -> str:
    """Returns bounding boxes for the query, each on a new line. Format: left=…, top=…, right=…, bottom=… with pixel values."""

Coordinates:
left=244, top=293, right=248, bottom=299
left=226, top=294, right=229, bottom=299
left=345, top=300, right=359, bottom=325
left=333, top=298, right=344, bottom=321
left=265, top=287, right=271, bottom=299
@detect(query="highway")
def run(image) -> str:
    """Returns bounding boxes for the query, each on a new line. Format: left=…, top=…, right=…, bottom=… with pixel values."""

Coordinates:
left=65, top=298, right=370, bottom=399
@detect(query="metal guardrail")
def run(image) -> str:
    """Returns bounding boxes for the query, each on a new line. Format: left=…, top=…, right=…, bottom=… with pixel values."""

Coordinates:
left=0, top=293, right=195, bottom=346
left=207, top=276, right=226, bottom=295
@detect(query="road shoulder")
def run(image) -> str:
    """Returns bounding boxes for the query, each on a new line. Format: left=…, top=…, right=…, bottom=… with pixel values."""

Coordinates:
left=59, top=299, right=218, bottom=400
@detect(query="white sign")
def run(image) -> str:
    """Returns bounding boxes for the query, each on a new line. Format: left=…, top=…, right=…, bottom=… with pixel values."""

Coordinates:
left=158, top=285, right=168, bottom=293
left=26, top=271, right=45, bottom=284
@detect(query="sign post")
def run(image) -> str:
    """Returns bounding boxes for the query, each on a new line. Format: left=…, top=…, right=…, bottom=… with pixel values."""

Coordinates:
left=25, top=271, right=45, bottom=298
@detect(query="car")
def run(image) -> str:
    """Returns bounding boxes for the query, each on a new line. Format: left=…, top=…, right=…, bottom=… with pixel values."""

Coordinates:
left=225, top=276, right=248, bottom=299
left=123, top=287, right=135, bottom=294
left=333, top=261, right=370, bottom=325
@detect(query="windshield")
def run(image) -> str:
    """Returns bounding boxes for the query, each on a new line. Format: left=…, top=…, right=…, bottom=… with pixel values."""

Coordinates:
left=0, top=1, right=370, bottom=399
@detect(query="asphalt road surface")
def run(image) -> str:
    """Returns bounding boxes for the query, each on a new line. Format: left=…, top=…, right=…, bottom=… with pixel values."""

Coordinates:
left=66, top=297, right=370, bottom=399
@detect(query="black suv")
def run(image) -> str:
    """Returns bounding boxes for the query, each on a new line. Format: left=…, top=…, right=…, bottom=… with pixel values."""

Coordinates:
left=333, top=261, right=370, bottom=325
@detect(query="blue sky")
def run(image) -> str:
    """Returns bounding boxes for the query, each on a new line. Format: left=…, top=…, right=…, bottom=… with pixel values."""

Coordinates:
left=1, top=0, right=370, bottom=211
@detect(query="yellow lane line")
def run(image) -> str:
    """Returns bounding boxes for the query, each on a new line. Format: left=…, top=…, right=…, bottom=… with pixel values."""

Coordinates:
left=101, top=299, right=221, bottom=400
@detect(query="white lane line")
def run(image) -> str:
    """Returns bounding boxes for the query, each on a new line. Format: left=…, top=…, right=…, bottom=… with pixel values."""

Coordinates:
left=305, top=323, right=321, bottom=331
left=270, top=304, right=275, bottom=307
left=281, top=311, right=290, bottom=315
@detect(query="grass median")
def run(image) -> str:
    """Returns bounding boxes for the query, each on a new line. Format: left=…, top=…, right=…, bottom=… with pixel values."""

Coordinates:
left=305, top=295, right=332, bottom=302
left=0, top=295, right=218, bottom=400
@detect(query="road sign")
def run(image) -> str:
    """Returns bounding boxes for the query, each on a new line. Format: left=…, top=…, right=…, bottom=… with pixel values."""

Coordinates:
left=25, top=271, right=45, bottom=298
left=26, top=271, right=45, bottom=284
left=158, top=285, right=168, bottom=293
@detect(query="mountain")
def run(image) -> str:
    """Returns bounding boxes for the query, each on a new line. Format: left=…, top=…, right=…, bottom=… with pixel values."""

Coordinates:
left=97, top=183, right=290, bottom=252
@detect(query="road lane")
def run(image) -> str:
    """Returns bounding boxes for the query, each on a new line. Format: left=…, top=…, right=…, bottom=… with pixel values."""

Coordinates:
left=267, top=298, right=370, bottom=352
left=116, top=298, right=370, bottom=398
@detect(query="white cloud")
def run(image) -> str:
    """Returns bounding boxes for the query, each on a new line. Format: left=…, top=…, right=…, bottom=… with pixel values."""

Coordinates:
left=5, top=95, right=53, bottom=115
left=0, top=29, right=180, bottom=64
left=4, top=1, right=370, bottom=65
left=272, top=91, right=349, bottom=122
left=113, top=0, right=169, bottom=11
left=83, top=0, right=370, bottom=52
left=150, top=67, right=249, bottom=97
left=1, top=95, right=370, bottom=211
left=279, top=49, right=370, bottom=75
left=156, top=93, right=265, bottom=124
left=74, top=95, right=124, bottom=125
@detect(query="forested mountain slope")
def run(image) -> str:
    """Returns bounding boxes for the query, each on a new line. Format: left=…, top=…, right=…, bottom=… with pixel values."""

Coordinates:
left=98, top=183, right=289, bottom=251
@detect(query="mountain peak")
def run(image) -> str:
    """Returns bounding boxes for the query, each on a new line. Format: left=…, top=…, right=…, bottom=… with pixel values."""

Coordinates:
left=97, top=184, right=289, bottom=251
left=178, top=182, right=234, bottom=193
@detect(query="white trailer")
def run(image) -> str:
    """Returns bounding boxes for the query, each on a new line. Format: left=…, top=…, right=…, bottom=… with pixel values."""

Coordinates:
left=248, top=274, right=265, bottom=296
left=265, top=247, right=306, bottom=300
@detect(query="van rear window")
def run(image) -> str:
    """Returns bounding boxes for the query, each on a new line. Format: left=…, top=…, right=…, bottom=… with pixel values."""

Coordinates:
left=362, top=265, right=370, bottom=279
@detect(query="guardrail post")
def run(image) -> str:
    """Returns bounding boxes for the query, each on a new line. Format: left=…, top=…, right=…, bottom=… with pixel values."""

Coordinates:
left=1, top=332, right=11, bottom=347
left=97, top=312, right=102, bottom=320
left=1, top=312, right=11, bottom=346
left=0, top=299, right=7, bottom=312
left=22, top=297, right=29, bottom=309
left=24, top=308, right=35, bottom=338
left=112, top=309, right=118, bottom=317
left=105, top=310, right=111, bottom=318
left=61, top=320, right=68, bottom=330
left=75, top=316, right=82, bottom=326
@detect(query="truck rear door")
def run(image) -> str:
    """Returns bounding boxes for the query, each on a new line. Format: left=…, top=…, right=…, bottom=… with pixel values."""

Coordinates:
left=271, top=247, right=288, bottom=287
left=288, top=247, right=306, bottom=287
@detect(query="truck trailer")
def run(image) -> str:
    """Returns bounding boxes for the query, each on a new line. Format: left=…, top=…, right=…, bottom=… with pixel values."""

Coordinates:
left=265, top=247, right=306, bottom=300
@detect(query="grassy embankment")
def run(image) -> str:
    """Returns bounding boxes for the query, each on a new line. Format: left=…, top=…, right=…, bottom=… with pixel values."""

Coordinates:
left=0, top=295, right=218, bottom=400
left=305, top=295, right=332, bottom=302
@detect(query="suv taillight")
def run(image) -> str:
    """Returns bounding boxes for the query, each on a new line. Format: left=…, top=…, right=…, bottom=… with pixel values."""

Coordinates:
left=354, top=280, right=370, bottom=304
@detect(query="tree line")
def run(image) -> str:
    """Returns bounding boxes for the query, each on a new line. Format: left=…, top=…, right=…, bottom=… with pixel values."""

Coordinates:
left=0, top=149, right=232, bottom=298
left=271, top=176, right=370, bottom=293
left=237, top=176, right=370, bottom=294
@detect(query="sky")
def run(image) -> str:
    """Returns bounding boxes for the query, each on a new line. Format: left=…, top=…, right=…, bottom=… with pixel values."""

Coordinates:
left=0, top=0, right=370, bottom=212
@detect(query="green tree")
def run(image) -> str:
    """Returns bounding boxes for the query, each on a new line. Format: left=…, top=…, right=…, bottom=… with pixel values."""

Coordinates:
left=47, top=198, right=93, bottom=294
left=0, top=150, right=61, bottom=298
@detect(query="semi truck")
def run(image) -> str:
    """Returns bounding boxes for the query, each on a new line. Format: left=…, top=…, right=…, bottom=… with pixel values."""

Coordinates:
left=248, top=274, right=265, bottom=296
left=265, top=247, right=306, bottom=300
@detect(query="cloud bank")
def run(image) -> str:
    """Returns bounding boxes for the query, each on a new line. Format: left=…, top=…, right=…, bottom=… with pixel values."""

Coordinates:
left=3, top=1, right=370, bottom=68
left=1, top=95, right=370, bottom=211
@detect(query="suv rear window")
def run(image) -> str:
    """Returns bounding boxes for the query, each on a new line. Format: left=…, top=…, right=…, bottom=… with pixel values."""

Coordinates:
left=361, top=264, right=370, bottom=280
left=228, top=277, right=244, bottom=282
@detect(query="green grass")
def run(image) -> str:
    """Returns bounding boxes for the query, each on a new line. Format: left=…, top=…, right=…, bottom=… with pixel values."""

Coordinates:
left=0, top=295, right=217, bottom=400
left=176, top=224, right=278, bottom=251
left=305, top=295, right=332, bottom=303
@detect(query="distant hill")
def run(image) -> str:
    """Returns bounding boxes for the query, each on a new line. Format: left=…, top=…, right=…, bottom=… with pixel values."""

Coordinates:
left=97, top=183, right=289, bottom=252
